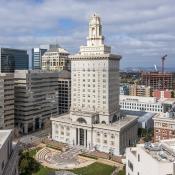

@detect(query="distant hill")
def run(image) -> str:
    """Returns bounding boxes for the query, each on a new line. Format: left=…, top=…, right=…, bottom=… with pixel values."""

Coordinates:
left=121, top=67, right=175, bottom=73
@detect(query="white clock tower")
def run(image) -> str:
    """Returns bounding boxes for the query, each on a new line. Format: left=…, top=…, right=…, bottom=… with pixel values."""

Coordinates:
left=80, top=14, right=111, bottom=55
left=51, top=14, right=138, bottom=156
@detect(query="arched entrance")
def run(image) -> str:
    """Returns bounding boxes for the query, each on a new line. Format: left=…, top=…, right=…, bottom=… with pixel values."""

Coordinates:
left=76, top=128, right=87, bottom=147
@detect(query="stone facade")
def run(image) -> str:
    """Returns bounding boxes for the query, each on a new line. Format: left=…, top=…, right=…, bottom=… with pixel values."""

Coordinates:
left=42, top=47, right=70, bottom=71
left=51, top=14, right=138, bottom=155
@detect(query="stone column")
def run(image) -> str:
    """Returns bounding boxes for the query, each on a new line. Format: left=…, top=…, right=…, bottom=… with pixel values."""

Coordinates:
left=33, top=121, right=35, bottom=132
left=84, top=129, right=86, bottom=147
left=24, top=123, right=28, bottom=134
left=39, top=118, right=42, bottom=129
left=78, top=128, right=80, bottom=146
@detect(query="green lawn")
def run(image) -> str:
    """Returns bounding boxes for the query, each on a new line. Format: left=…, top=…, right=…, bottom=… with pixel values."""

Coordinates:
left=32, top=162, right=115, bottom=175
left=71, top=162, right=115, bottom=175
left=32, top=166, right=55, bottom=175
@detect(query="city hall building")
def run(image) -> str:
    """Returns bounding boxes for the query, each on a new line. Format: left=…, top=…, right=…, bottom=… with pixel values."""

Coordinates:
left=51, top=14, right=138, bottom=155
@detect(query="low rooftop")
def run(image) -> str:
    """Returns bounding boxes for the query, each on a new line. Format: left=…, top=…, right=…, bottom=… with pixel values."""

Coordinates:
left=153, top=112, right=175, bottom=121
left=143, top=139, right=175, bottom=162
left=0, top=130, right=12, bottom=149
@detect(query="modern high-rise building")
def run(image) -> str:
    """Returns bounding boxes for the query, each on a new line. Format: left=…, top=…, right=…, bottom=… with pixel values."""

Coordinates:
left=0, top=73, right=14, bottom=129
left=0, top=130, right=19, bottom=175
left=128, top=84, right=152, bottom=97
left=32, top=48, right=47, bottom=70
left=126, top=139, right=175, bottom=175
left=0, top=48, right=28, bottom=73
left=14, top=70, right=58, bottom=134
left=51, top=14, right=138, bottom=155
left=57, top=70, right=71, bottom=114
left=42, top=47, right=70, bottom=71
left=141, top=72, right=173, bottom=90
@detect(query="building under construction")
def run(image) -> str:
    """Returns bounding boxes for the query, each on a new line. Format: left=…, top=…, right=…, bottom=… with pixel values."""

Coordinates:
left=141, top=55, right=174, bottom=90
left=141, top=72, right=173, bottom=90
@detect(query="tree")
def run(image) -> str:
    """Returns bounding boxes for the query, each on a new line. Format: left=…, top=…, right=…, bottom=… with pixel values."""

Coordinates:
left=19, top=150, right=40, bottom=175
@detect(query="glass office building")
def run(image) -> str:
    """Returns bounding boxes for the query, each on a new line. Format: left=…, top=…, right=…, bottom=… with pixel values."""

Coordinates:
left=0, top=48, right=29, bottom=73
left=32, top=48, right=47, bottom=70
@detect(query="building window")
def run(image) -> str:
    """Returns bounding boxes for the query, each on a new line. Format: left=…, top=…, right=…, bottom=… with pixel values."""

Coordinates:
left=97, top=132, right=100, bottom=136
left=111, top=134, right=115, bottom=139
left=128, top=160, right=133, bottom=171
left=66, top=127, right=70, bottom=131
left=138, top=154, right=140, bottom=162
left=103, top=140, right=107, bottom=144
left=111, top=141, right=114, bottom=146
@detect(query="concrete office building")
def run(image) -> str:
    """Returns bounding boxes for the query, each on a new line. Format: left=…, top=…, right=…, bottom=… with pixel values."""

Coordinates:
left=126, top=140, right=175, bottom=175
left=129, top=84, right=152, bottom=97
left=42, top=46, right=70, bottom=71
left=153, top=112, right=175, bottom=142
left=0, top=48, right=28, bottom=73
left=0, top=130, right=19, bottom=175
left=57, top=70, right=71, bottom=114
left=14, top=70, right=58, bottom=134
left=51, top=14, right=138, bottom=155
left=120, top=95, right=175, bottom=113
left=0, top=73, right=14, bottom=129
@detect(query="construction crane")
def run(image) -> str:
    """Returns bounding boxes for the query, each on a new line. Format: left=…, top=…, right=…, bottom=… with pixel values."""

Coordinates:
left=161, top=54, right=167, bottom=73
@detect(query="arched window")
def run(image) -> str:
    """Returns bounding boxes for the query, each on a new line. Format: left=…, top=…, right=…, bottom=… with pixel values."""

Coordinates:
left=101, top=121, right=106, bottom=124
left=77, top=118, right=87, bottom=124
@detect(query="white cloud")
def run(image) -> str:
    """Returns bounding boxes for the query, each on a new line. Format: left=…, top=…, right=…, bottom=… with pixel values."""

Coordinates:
left=0, top=0, right=175, bottom=67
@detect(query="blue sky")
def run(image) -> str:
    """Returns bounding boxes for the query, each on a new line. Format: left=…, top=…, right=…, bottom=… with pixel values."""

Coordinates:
left=0, top=0, right=175, bottom=68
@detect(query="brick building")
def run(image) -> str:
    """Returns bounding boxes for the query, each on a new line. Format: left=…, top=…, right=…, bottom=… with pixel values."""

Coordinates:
left=153, top=90, right=173, bottom=99
left=153, top=112, right=175, bottom=142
